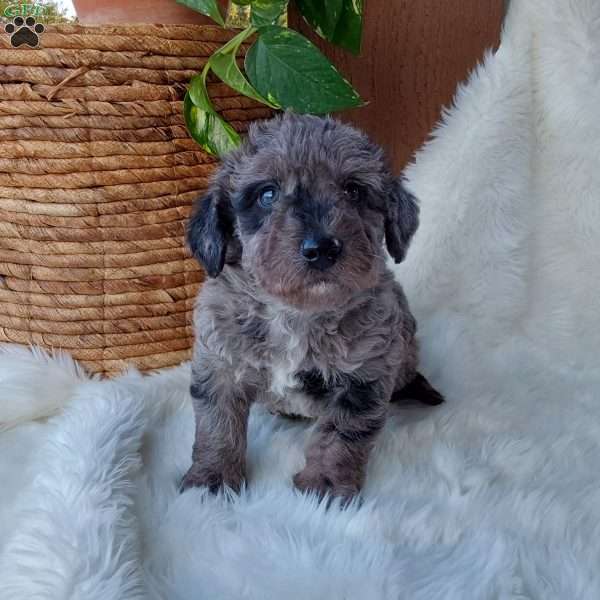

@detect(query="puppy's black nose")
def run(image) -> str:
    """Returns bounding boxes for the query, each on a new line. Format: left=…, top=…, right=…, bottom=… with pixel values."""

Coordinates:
left=301, top=237, right=343, bottom=270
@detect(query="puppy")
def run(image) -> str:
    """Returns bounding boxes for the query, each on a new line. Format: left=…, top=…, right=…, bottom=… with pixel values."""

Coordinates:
left=181, top=113, right=443, bottom=502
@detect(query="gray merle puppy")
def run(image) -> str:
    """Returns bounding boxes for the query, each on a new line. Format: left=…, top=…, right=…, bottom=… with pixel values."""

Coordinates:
left=181, top=112, right=443, bottom=503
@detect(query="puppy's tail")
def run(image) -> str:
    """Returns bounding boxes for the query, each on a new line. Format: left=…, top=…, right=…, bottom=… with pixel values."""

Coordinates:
left=391, top=372, right=445, bottom=406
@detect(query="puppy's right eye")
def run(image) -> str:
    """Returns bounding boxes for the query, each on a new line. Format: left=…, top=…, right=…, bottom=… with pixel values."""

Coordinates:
left=257, top=186, right=278, bottom=210
left=343, top=181, right=364, bottom=202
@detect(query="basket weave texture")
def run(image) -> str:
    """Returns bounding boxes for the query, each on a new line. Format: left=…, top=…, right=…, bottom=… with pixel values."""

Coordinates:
left=0, top=23, right=269, bottom=376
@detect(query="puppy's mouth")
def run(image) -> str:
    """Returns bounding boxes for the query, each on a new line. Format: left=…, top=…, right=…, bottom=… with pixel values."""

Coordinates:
left=306, top=279, right=339, bottom=292
left=263, top=274, right=351, bottom=312
left=305, top=270, right=335, bottom=284
left=300, top=267, right=345, bottom=290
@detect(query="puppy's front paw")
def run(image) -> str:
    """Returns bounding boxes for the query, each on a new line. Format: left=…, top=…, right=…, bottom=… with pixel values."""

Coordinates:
left=179, top=462, right=243, bottom=494
left=293, top=467, right=360, bottom=505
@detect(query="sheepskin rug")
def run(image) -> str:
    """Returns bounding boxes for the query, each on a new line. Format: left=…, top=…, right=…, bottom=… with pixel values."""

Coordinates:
left=1, top=0, right=600, bottom=597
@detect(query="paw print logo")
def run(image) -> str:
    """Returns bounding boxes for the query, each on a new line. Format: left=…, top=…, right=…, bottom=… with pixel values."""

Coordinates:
left=4, top=16, right=44, bottom=48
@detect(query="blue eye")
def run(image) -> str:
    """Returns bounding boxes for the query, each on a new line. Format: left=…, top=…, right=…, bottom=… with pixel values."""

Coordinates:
left=258, top=185, right=278, bottom=209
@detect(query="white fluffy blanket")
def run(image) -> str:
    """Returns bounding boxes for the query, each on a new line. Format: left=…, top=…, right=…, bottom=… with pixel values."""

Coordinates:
left=1, top=0, right=600, bottom=597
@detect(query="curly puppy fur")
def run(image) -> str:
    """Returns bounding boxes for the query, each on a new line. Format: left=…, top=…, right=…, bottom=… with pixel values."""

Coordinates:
left=181, top=113, right=443, bottom=502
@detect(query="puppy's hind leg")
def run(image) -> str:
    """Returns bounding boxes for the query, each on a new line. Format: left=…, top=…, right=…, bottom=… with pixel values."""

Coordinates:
left=391, top=372, right=445, bottom=406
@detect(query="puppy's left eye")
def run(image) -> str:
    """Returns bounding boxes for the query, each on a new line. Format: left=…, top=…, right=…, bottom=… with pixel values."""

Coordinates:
left=258, top=185, right=279, bottom=209
left=343, top=182, right=363, bottom=202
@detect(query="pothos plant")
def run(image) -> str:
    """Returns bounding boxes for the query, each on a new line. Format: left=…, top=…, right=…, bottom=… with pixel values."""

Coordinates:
left=177, top=0, right=364, bottom=156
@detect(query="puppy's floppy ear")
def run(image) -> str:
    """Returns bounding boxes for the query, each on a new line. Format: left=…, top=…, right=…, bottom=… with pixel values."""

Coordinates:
left=384, top=178, right=420, bottom=263
left=186, top=191, right=234, bottom=278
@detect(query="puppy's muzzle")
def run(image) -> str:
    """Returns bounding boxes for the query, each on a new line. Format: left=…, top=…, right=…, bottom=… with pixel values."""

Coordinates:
left=300, top=236, right=343, bottom=270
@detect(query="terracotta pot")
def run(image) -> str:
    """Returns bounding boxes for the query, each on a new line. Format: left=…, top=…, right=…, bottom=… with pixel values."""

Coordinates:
left=72, top=0, right=221, bottom=25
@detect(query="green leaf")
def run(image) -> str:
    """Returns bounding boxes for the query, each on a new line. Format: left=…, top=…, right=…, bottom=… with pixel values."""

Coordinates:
left=185, top=73, right=241, bottom=156
left=245, top=26, right=362, bottom=114
left=250, top=0, right=288, bottom=27
left=176, top=0, right=225, bottom=26
left=296, top=0, right=363, bottom=55
left=296, top=0, right=342, bottom=39
left=334, top=0, right=363, bottom=54
left=188, top=72, right=213, bottom=112
left=209, top=27, right=280, bottom=107
left=184, top=92, right=241, bottom=156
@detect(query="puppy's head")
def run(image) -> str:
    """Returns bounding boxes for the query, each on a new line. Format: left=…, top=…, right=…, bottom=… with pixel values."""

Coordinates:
left=187, top=113, right=419, bottom=310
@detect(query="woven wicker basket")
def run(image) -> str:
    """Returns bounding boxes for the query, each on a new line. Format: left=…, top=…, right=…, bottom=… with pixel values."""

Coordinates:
left=0, top=23, right=269, bottom=376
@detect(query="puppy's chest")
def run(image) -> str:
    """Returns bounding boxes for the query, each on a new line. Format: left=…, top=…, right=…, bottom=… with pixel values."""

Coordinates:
left=267, top=327, right=322, bottom=396
left=261, top=319, right=339, bottom=416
